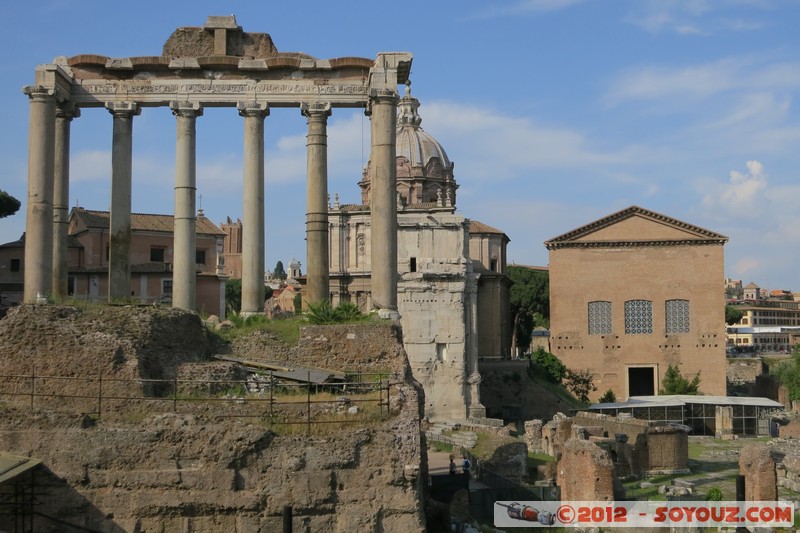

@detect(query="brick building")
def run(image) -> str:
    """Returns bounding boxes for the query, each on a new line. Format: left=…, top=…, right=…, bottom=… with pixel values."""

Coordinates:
left=545, top=206, right=728, bottom=401
left=0, top=207, right=228, bottom=316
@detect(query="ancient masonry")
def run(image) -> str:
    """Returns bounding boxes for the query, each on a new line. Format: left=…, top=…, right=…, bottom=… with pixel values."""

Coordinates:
left=22, top=16, right=409, bottom=317
left=0, top=305, right=426, bottom=532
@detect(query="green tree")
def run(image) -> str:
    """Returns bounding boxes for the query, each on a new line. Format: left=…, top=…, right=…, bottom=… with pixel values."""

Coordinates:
left=527, top=347, right=565, bottom=383
left=598, top=389, right=617, bottom=403
left=660, top=364, right=701, bottom=395
left=773, top=345, right=800, bottom=400
left=224, top=278, right=272, bottom=315
left=508, top=266, right=549, bottom=355
left=273, top=261, right=287, bottom=281
left=564, top=369, right=597, bottom=403
left=0, top=190, right=21, bottom=219
left=725, top=304, right=744, bottom=325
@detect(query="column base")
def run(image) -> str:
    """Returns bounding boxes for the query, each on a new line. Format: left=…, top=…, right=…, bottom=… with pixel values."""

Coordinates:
left=468, top=404, right=487, bottom=419
left=239, top=311, right=262, bottom=319
left=377, top=308, right=401, bottom=320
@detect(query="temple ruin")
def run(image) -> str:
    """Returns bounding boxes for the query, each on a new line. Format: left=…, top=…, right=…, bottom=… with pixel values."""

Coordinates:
left=22, top=16, right=410, bottom=316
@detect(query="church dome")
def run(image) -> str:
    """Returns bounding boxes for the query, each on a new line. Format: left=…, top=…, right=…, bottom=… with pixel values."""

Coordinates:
left=396, top=91, right=452, bottom=171
left=359, top=85, right=458, bottom=208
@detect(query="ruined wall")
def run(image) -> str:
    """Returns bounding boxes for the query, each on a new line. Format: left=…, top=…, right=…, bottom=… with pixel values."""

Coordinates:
left=556, top=439, right=614, bottom=501
left=642, top=426, right=689, bottom=473
left=739, top=443, right=777, bottom=502
left=0, top=305, right=426, bottom=532
left=572, top=411, right=650, bottom=442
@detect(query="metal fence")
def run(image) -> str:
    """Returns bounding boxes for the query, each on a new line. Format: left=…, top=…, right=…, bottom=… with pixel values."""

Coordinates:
left=0, top=368, right=398, bottom=435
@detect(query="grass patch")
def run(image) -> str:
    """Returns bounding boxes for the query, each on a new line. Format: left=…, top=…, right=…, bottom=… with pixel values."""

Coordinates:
left=527, top=451, right=555, bottom=468
left=429, top=440, right=454, bottom=454
left=213, top=314, right=302, bottom=344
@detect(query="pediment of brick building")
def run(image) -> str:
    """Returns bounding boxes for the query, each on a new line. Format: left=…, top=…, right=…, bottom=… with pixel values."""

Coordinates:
left=545, top=206, right=728, bottom=248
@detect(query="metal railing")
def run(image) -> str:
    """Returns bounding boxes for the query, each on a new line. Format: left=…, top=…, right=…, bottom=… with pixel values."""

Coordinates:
left=0, top=368, right=398, bottom=435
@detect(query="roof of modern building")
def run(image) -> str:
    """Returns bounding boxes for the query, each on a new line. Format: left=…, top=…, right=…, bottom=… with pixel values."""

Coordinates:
left=589, top=394, right=784, bottom=410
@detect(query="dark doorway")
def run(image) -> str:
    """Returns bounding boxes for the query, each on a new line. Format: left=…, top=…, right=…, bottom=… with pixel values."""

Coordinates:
left=628, top=367, right=655, bottom=396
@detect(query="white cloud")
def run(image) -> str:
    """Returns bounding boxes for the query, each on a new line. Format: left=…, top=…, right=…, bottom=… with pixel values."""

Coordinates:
left=420, top=100, right=646, bottom=180
left=624, top=0, right=773, bottom=35
left=703, top=160, right=767, bottom=213
left=70, top=150, right=111, bottom=182
left=605, top=57, right=800, bottom=105
left=467, top=0, right=585, bottom=19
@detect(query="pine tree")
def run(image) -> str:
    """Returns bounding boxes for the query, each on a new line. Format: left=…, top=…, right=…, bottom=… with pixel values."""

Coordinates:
left=660, top=364, right=701, bottom=395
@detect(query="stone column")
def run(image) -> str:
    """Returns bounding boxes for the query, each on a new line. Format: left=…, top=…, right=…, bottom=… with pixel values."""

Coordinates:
left=466, top=274, right=485, bottom=418
left=22, top=86, right=57, bottom=303
left=237, top=101, right=269, bottom=315
left=52, top=103, right=79, bottom=301
left=106, top=102, right=141, bottom=301
left=170, top=101, right=203, bottom=312
left=366, top=90, right=399, bottom=317
left=301, top=102, right=331, bottom=307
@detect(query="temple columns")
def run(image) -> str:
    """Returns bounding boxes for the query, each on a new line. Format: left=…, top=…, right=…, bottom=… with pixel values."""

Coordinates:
left=22, top=86, right=56, bottom=303
left=52, top=103, right=79, bottom=301
left=106, top=102, right=141, bottom=301
left=170, top=101, right=203, bottom=311
left=302, top=102, right=331, bottom=307
left=367, top=90, right=399, bottom=315
left=237, top=101, right=269, bottom=315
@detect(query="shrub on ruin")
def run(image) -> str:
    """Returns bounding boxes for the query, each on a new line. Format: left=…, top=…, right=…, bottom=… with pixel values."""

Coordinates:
left=705, top=486, right=723, bottom=501
left=305, top=301, right=367, bottom=325
left=527, top=347, right=566, bottom=383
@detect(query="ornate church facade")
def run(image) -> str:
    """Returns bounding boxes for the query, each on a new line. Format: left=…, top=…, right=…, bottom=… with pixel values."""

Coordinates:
left=327, top=88, right=511, bottom=420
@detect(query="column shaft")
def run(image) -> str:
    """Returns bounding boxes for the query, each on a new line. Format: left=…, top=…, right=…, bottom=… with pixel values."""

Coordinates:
left=302, top=103, right=331, bottom=307
left=238, top=102, right=269, bottom=315
left=106, top=102, right=141, bottom=301
left=52, top=104, right=79, bottom=301
left=171, top=101, right=202, bottom=312
left=22, top=86, right=56, bottom=303
left=367, top=91, right=399, bottom=312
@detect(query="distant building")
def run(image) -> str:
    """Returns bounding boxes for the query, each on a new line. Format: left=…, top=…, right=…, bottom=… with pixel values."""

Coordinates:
left=726, top=298, right=800, bottom=353
left=546, top=206, right=728, bottom=401
left=725, top=278, right=743, bottom=300
left=220, top=217, right=243, bottom=279
left=0, top=207, right=228, bottom=316
left=326, top=88, right=511, bottom=420
left=743, top=282, right=762, bottom=301
left=265, top=285, right=298, bottom=317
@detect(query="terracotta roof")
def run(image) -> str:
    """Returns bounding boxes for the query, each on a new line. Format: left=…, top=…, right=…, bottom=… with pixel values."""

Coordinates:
left=545, top=205, right=728, bottom=249
left=469, top=220, right=507, bottom=236
left=71, top=208, right=225, bottom=236
left=1, top=233, right=83, bottom=249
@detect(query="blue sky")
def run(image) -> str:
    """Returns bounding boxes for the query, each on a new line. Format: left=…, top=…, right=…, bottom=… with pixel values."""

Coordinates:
left=2, top=0, right=799, bottom=290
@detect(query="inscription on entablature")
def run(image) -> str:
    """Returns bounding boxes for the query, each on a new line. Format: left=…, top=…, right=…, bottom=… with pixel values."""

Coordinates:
left=76, top=81, right=366, bottom=97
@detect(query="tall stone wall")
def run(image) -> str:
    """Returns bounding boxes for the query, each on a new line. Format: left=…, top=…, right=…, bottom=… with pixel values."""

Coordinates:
left=0, top=305, right=426, bottom=532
